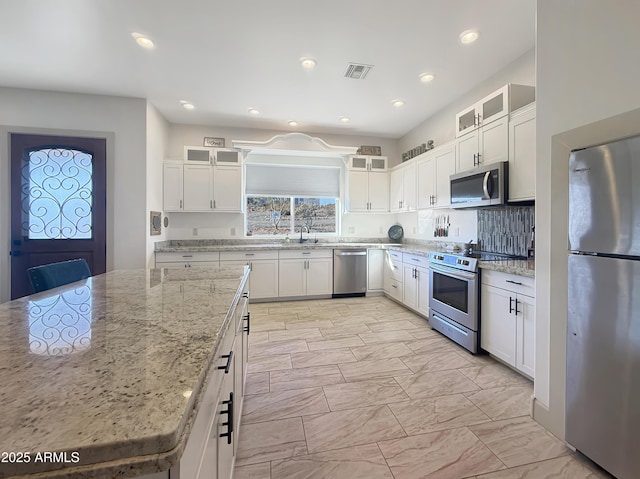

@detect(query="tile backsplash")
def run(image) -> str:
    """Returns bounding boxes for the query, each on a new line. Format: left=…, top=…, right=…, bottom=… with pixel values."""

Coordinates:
left=478, top=206, right=534, bottom=256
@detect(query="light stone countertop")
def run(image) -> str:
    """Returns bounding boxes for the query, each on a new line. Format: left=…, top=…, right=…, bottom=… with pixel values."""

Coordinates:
left=155, top=242, right=535, bottom=278
left=155, top=242, right=397, bottom=253
left=0, top=267, right=248, bottom=479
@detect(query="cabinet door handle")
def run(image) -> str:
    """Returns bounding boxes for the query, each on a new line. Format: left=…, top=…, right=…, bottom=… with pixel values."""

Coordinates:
left=219, top=392, right=234, bottom=445
left=218, top=351, right=234, bottom=374
left=515, top=299, right=521, bottom=315
left=242, top=292, right=249, bottom=298
left=476, top=153, right=481, bottom=165
left=210, top=200, right=213, bottom=209
left=244, top=312, right=250, bottom=334
left=473, top=153, right=477, bottom=166
left=506, top=280, right=523, bottom=286
left=392, top=284, right=397, bottom=289
left=179, top=199, right=183, bottom=209
left=213, top=200, right=216, bottom=209
left=182, top=255, right=193, bottom=258
left=509, top=297, right=515, bottom=314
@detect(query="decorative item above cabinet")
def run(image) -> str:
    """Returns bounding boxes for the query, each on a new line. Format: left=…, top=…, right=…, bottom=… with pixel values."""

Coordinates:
left=455, top=84, right=535, bottom=138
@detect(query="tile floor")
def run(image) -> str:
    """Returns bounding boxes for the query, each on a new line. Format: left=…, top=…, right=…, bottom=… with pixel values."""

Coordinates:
left=234, top=296, right=610, bottom=479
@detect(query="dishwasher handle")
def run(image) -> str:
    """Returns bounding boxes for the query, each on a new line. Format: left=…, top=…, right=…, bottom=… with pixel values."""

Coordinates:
left=334, top=250, right=367, bottom=256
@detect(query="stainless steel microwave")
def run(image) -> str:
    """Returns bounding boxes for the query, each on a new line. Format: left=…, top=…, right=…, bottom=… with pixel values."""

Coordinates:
left=450, top=161, right=508, bottom=208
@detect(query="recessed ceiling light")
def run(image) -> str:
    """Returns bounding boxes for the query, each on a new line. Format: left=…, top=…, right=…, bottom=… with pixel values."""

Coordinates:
left=392, top=99, right=405, bottom=108
left=131, top=32, right=154, bottom=49
left=339, top=116, right=350, bottom=123
left=248, top=108, right=260, bottom=115
left=459, top=30, right=479, bottom=44
left=300, top=57, right=317, bottom=69
left=288, top=120, right=298, bottom=127
left=181, top=102, right=195, bottom=110
left=419, top=73, right=435, bottom=83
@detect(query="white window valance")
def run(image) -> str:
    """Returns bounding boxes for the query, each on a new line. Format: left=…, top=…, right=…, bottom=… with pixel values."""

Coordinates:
left=245, top=164, right=340, bottom=197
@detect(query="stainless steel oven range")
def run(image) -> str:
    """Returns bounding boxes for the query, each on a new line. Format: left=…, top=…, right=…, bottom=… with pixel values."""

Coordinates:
left=428, top=252, right=479, bottom=353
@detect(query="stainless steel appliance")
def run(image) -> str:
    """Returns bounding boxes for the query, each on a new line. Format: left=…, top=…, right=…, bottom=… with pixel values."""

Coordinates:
left=333, top=249, right=367, bottom=298
left=450, top=161, right=508, bottom=208
left=429, top=252, right=480, bottom=352
left=567, top=134, right=640, bottom=479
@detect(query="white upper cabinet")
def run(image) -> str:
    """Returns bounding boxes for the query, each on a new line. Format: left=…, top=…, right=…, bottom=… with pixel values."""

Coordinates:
left=212, top=148, right=241, bottom=166
left=213, top=166, right=243, bottom=212
left=184, top=146, right=241, bottom=166
left=184, top=145, right=214, bottom=163
left=390, top=162, right=416, bottom=212
left=163, top=161, right=243, bottom=213
left=183, top=164, right=214, bottom=211
left=417, top=142, right=456, bottom=209
left=456, top=116, right=508, bottom=172
left=346, top=158, right=389, bottom=213
left=455, top=84, right=535, bottom=138
left=508, top=103, right=536, bottom=202
left=348, top=155, right=387, bottom=171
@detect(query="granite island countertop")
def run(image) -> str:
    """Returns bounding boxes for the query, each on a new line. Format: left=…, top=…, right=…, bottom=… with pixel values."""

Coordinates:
left=155, top=241, right=535, bottom=278
left=0, top=267, right=248, bottom=479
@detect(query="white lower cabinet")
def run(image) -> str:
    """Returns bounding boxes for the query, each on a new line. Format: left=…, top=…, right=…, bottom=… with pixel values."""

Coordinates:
left=401, top=253, right=430, bottom=317
left=480, top=269, right=535, bottom=378
left=383, top=250, right=403, bottom=302
left=220, top=251, right=279, bottom=300
left=278, top=250, right=333, bottom=298
left=155, top=252, right=220, bottom=269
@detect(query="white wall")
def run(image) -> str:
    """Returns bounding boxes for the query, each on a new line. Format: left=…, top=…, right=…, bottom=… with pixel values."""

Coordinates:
left=0, top=88, right=147, bottom=302
left=534, top=0, right=640, bottom=440
left=399, top=49, right=535, bottom=155
left=146, top=103, right=170, bottom=267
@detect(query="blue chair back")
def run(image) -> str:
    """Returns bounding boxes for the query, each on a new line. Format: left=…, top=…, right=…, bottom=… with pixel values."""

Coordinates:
left=27, top=259, right=92, bottom=294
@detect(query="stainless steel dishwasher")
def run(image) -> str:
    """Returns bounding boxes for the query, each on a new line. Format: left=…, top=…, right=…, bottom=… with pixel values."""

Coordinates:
left=332, top=249, right=367, bottom=298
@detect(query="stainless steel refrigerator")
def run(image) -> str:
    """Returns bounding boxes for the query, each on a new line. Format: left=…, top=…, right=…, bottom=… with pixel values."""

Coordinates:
left=567, top=134, right=640, bottom=479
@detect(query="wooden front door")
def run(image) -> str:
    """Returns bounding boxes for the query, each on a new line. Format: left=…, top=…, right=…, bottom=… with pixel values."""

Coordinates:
left=10, top=134, right=107, bottom=299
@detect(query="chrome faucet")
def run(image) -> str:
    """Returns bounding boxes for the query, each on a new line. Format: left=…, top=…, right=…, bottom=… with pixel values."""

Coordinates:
left=299, top=226, right=309, bottom=243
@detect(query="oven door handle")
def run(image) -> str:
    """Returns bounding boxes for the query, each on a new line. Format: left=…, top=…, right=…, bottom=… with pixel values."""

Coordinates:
left=429, top=263, right=477, bottom=280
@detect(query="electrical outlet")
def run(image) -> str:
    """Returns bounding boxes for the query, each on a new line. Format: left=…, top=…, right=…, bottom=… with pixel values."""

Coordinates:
left=231, top=227, right=236, bottom=236
left=192, top=228, right=198, bottom=236
left=348, top=226, right=355, bottom=234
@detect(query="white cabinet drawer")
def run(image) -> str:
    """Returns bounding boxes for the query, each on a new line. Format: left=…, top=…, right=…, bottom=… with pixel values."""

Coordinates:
left=388, top=259, right=403, bottom=282
left=156, top=252, right=220, bottom=263
left=278, top=249, right=332, bottom=259
left=387, top=278, right=403, bottom=302
left=386, top=249, right=403, bottom=261
left=402, top=252, right=429, bottom=266
left=220, top=250, right=278, bottom=261
left=481, top=269, right=535, bottom=297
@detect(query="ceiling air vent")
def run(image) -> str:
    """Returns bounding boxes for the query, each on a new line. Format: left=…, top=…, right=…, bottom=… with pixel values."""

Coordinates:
left=344, top=63, right=374, bottom=80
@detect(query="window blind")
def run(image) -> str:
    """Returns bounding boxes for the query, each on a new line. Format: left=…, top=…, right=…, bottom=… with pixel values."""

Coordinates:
left=245, top=164, right=340, bottom=197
